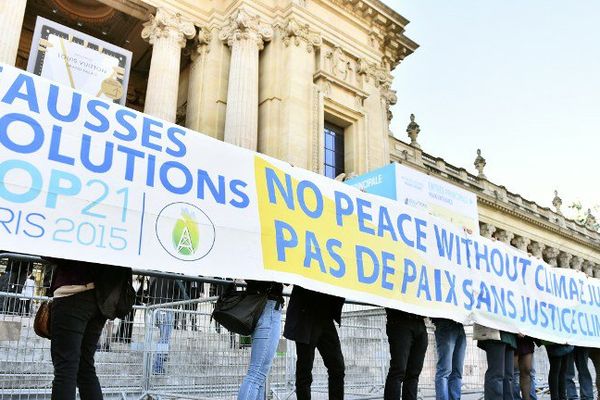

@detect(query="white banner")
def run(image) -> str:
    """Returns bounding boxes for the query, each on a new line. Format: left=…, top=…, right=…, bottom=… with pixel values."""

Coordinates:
left=0, top=64, right=598, bottom=347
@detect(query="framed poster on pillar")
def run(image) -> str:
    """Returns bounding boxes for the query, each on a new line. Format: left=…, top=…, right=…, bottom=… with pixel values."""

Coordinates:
left=26, top=16, right=132, bottom=105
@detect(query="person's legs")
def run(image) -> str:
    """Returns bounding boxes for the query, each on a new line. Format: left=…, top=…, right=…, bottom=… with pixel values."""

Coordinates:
left=588, top=348, right=600, bottom=400
left=503, top=346, right=515, bottom=400
left=295, top=342, right=316, bottom=400
left=574, top=347, right=593, bottom=400
left=434, top=322, right=455, bottom=400
left=77, top=308, right=107, bottom=400
left=153, top=310, right=174, bottom=374
left=238, top=301, right=282, bottom=400
left=50, top=291, right=98, bottom=400
left=448, top=325, right=466, bottom=400
left=530, top=354, right=538, bottom=400
left=514, top=355, right=523, bottom=400
left=567, top=350, right=578, bottom=400
left=384, top=322, right=412, bottom=400
left=316, top=320, right=345, bottom=400
left=549, top=355, right=562, bottom=400
left=560, top=354, right=571, bottom=400
left=482, top=341, right=506, bottom=400
left=519, top=353, right=534, bottom=400
left=403, top=320, right=428, bottom=400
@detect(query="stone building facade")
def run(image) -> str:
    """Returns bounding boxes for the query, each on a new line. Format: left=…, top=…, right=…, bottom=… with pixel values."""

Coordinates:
left=1, top=0, right=598, bottom=276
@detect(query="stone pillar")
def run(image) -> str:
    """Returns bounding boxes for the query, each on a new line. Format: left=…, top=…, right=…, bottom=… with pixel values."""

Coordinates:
left=479, top=223, right=496, bottom=239
left=186, top=28, right=212, bottom=131
left=594, top=265, right=600, bottom=279
left=511, top=236, right=531, bottom=253
left=219, top=8, right=273, bottom=150
left=528, top=241, right=545, bottom=259
left=0, top=0, right=27, bottom=65
left=582, top=260, right=594, bottom=276
left=543, top=247, right=560, bottom=267
left=570, top=256, right=583, bottom=272
left=557, top=252, right=572, bottom=269
left=495, top=229, right=514, bottom=245
left=142, top=9, right=195, bottom=122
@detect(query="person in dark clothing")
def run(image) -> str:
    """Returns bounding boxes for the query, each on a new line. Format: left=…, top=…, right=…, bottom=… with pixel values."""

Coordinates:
left=283, top=286, right=345, bottom=400
left=545, top=343, right=574, bottom=400
left=477, top=328, right=517, bottom=400
left=384, top=309, right=429, bottom=400
left=48, top=258, right=105, bottom=400
left=238, top=280, right=284, bottom=400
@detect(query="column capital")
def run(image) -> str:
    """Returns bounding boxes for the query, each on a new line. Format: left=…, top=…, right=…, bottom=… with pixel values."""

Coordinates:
left=511, top=236, right=531, bottom=252
left=528, top=241, right=545, bottom=258
left=281, top=18, right=322, bottom=53
left=495, top=229, right=514, bottom=245
left=219, top=8, right=273, bottom=50
left=557, top=251, right=572, bottom=268
left=543, top=247, right=560, bottom=267
left=142, top=8, right=196, bottom=48
left=190, top=27, right=212, bottom=62
left=479, top=223, right=496, bottom=239
left=582, top=260, right=594, bottom=276
left=570, top=256, right=583, bottom=271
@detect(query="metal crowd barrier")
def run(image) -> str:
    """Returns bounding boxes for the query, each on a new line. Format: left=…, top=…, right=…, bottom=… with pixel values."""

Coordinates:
left=0, top=253, right=597, bottom=400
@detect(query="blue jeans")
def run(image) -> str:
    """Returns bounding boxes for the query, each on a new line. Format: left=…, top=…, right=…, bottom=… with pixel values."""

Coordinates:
left=513, top=357, right=537, bottom=400
left=153, top=310, right=174, bottom=374
left=566, top=347, right=593, bottom=400
left=238, top=300, right=282, bottom=400
left=433, top=319, right=466, bottom=400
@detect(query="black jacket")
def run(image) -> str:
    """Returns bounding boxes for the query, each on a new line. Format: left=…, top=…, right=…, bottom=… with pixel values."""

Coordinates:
left=283, top=286, right=345, bottom=345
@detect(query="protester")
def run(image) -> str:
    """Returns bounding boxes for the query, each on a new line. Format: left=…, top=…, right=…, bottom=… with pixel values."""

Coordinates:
left=476, top=324, right=516, bottom=400
left=545, top=342, right=574, bottom=400
left=283, top=286, right=345, bottom=400
left=513, top=336, right=537, bottom=400
left=237, top=280, right=284, bottom=400
left=147, top=277, right=189, bottom=374
left=19, top=274, right=35, bottom=316
left=588, top=347, right=600, bottom=399
left=432, top=318, right=466, bottom=400
left=566, top=346, right=593, bottom=400
left=384, top=309, right=428, bottom=400
left=49, top=259, right=106, bottom=400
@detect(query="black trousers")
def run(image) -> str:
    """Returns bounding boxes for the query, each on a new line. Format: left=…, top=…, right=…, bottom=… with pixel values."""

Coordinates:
left=384, top=318, right=428, bottom=400
left=51, top=290, right=107, bottom=400
left=548, top=353, right=570, bottom=400
left=295, top=319, right=345, bottom=400
left=480, top=341, right=514, bottom=400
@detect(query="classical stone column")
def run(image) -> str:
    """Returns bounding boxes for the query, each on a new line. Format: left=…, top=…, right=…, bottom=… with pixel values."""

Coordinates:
left=0, top=0, right=27, bottom=65
left=528, top=241, right=545, bottom=259
left=543, top=247, right=560, bottom=267
left=557, top=252, right=572, bottom=269
left=479, top=223, right=496, bottom=239
left=186, top=28, right=212, bottom=131
left=582, top=260, right=594, bottom=276
left=570, top=256, right=583, bottom=271
left=142, top=9, right=195, bottom=122
left=495, top=229, right=514, bottom=245
left=511, top=236, right=531, bottom=253
left=594, top=265, right=600, bottom=279
left=219, top=8, right=272, bottom=150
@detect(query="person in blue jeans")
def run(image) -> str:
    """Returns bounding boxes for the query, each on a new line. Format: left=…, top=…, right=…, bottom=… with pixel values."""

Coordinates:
left=566, top=346, right=593, bottom=400
left=153, top=310, right=174, bottom=374
left=238, top=281, right=284, bottom=400
left=432, top=318, right=466, bottom=400
left=513, top=336, right=537, bottom=400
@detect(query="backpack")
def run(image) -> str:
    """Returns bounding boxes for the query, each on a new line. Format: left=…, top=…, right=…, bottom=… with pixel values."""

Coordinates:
left=94, top=266, right=136, bottom=320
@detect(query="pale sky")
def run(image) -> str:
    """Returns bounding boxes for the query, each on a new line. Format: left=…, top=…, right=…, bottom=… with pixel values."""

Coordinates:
left=383, top=0, right=600, bottom=217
